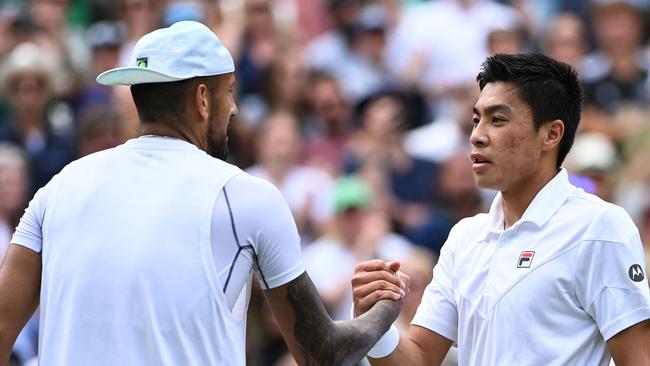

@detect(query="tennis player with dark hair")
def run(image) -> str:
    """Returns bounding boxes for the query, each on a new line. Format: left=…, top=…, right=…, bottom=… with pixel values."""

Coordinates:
left=351, top=53, right=650, bottom=365
left=0, top=21, right=408, bottom=365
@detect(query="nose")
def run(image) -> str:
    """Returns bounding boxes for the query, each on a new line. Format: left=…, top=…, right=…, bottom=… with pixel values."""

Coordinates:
left=230, top=101, right=239, bottom=118
left=470, top=120, right=488, bottom=147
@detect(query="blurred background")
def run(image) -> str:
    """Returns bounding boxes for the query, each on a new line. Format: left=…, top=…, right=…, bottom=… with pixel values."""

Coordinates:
left=1, top=0, right=650, bottom=365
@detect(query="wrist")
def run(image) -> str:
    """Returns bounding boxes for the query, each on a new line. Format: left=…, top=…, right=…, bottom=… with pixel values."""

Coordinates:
left=367, top=324, right=400, bottom=359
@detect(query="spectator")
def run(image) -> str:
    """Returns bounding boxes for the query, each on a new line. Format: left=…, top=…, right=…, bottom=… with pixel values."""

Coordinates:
left=117, top=0, right=160, bottom=67
left=303, top=176, right=414, bottom=320
left=29, top=0, right=91, bottom=95
left=302, top=71, right=352, bottom=175
left=386, top=0, right=521, bottom=103
left=304, top=0, right=362, bottom=79
left=0, top=42, right=75, bottom=194
left=344, top=91, right=438, bottom=234
left=581, top=1, right=649, bottom=140
left=404, top=81, right=479, bottom=164
left=407, top=152, right=485, bottom=255
left=247, top=110, right=333, bottom=243
left=540, top=12, right=588, bottom=70
left=76, top=106, right=123, bottom=158
left=487, top=28, right=526, bottom=55
left=236, top=0, right=282, bottom=97
left=308, top=3, right=395, bottom=101
left=0, top=143, right=28, bottom=262
left=565, top=131, right=619, bottom=200
left=75, top=20, right=126, bottom=113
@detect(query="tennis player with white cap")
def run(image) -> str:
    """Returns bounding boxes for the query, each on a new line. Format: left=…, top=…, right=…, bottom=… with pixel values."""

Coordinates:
left=0, top=21, right=408, bottom=365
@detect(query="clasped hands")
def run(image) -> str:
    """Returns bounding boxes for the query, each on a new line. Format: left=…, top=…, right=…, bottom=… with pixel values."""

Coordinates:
left=352, top=260, right=411, bottom=318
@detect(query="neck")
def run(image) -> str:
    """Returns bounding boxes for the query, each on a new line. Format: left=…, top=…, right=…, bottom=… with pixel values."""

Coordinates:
left=264, top=160, right=292, bottom=183
left=139, top=122, right=204, bottom=150
left=610, top=52, right=641, bottom=80
left=500, top=164, right=559, bottom=229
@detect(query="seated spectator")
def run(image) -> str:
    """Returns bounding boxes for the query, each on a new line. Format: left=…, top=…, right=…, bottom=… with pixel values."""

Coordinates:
left=581, top=1, right=650, bottom=140
left=76, top=106, right=124, bottom=158
left=540, top=12, right=588, bottom=70
left=74, top=21, right=126, bottom=113
left=0, top=143, right=28, bottom=261
left=301, top=71, right=353, bottom=175
left=404, top=81, right=478, bottom=163
left=303, top=176, right=415, bottom=320
left=407, top=152, right=485, bottom=255
left=564, top=132, right=619, bottom=201
left=344, top=91, right=438, bottom=233
left=247, top=111, right=333, bottom=243
left=0, top=42, right=75, bottom=194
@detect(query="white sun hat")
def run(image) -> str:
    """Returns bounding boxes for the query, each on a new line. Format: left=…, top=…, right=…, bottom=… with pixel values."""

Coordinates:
left=96, top=21, right=234, bottom=86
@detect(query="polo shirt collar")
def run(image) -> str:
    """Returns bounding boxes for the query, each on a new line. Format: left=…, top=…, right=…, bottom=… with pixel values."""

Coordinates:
left=124, top=135, right=201, bottom=152
left=477, top=168, right=576, bottom=241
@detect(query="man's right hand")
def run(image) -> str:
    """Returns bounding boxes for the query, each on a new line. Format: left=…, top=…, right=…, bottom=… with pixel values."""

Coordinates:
left=352, top=260, right=411, bottom=318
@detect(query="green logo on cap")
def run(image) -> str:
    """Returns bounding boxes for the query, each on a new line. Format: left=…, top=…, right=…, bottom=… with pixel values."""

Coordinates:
left=136, top=57, right=148, bottom=68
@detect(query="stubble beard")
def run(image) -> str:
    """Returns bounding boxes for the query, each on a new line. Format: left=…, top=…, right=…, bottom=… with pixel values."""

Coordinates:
left=206, top=117, right=229, bottom=161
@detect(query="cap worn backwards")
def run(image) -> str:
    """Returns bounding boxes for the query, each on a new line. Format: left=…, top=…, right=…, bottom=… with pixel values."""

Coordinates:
left=96, top=21, right=234, bottom=86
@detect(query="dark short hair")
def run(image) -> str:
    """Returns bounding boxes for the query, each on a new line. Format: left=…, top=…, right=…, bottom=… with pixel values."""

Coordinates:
left=476, top=53, right=583, bottom=168
left=130, top=76, right=217, bottom=124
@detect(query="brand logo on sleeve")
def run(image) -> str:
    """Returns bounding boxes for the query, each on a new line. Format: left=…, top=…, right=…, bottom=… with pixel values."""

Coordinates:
left=517, top=251, right=535, bottom=268
left=629, top=264, right=645, bottom=282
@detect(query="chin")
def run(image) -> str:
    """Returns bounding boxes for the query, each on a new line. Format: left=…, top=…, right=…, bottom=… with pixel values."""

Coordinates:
left=474, top=174, right=499, bottom=190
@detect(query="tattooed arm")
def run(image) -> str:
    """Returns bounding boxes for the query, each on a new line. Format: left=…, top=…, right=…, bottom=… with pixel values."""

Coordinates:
left=263, top=267, right=405, bottom=366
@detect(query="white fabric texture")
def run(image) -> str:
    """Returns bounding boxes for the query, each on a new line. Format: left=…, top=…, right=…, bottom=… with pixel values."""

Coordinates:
left=11, top=136, right=305, bottom=365
left=411, top=169, right=650, bottom=366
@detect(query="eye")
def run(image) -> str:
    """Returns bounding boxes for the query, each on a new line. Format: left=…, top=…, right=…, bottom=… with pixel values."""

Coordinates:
left=472, top=116, right=480, bottom=126
left=492, top=116, right=507, bottom=124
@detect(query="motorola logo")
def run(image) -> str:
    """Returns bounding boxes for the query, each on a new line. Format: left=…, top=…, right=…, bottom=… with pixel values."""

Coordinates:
left=629, top=264, right=645, bottom=282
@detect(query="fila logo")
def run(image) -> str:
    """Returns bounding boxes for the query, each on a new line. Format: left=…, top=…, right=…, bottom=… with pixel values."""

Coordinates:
left=629, top=264, right=645, bottom=282
left=517, top=251, right=535, bottom=268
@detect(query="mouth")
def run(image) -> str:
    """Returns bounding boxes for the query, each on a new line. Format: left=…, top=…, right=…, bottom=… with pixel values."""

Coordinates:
left=470, top=153, right=492, bottom=172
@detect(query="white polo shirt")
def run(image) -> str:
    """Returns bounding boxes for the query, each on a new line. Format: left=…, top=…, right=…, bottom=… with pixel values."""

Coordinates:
left=412, top=169, right=650, bottom=366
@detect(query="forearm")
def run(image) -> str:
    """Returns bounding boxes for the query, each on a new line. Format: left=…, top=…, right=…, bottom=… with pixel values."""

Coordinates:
left=368, top=336, right=432, bottom=366
left=324, top=300, right=401, bottom=365
left=0, top=325, right=16, bottom=365
left=281, top=273, right=400, bottom=366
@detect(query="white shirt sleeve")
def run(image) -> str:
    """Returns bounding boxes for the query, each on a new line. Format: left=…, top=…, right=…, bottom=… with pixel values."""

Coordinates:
left=10, top=177, right=56, bottom=253
left=410, top=221, right=460, bottom=342
left=574, top=205, right=650, bottom=341
left=221, top=174, right=306, bottom=289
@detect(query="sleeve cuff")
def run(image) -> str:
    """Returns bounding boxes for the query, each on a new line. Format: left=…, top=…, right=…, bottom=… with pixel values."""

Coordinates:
left=368, top=324, right=400, bottom=359
left=411, top=314, right=458, bottom=343
left=9, top=236, right=42, bottom=254
left=600, top=306, right=650, bottom=341
left=259, top=262, right=307, bottom=289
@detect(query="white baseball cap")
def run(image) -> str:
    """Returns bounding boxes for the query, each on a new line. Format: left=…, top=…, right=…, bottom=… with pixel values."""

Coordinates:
left=96, top=21, right=234, bottom=86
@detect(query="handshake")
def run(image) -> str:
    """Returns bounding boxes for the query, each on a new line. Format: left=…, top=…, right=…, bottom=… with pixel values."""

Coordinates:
left=351, top=259, right=411, bottom=318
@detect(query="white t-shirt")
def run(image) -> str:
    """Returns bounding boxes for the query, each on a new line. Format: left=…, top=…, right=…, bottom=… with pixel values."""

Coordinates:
left=246, top=164, right=333, bottom=229
left=11, top=136, right=306, bottom=365
left=387, top=0, right=520, bottom=89
left=412, top=169, right=650, bottom=365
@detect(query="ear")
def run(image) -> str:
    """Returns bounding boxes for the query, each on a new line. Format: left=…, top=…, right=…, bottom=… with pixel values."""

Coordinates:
left=193, top=83, right=210, bottom=122
left=541, top=119, right=564, bottom=152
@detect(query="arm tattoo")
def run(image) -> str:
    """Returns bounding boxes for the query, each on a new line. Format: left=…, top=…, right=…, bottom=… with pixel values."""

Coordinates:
left=286, top=273, right=400, bottom=366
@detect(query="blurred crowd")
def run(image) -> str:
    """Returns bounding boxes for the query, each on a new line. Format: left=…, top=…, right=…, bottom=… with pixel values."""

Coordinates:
left=2, top=0, right=650, bottom=365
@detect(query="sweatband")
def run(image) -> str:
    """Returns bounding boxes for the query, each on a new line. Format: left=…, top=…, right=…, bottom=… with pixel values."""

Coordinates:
left=367, top=324, right=400, bottom=359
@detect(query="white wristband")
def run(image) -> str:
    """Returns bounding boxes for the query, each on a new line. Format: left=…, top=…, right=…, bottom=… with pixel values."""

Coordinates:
left=367, top=324, right=400, bottom=359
